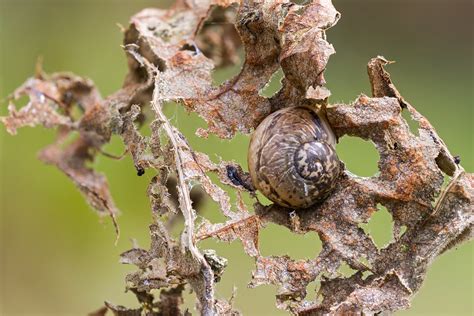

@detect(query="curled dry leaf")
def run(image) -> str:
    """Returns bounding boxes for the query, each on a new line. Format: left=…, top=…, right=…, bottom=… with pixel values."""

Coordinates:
left=39, top=135, right=120, bottom=236
left=123, top=0, right=338, bottom=138
left=1, top=0, right=472, bottom=315
left=195, top=6, right=243, bottom=68
left=1, top=72, right=120, bottom=236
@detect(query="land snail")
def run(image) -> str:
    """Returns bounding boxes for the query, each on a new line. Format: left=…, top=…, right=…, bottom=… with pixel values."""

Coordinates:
left=248, top=106, right=342, bottom=208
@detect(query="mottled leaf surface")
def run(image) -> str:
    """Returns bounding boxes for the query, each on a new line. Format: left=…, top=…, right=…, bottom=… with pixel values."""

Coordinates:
left=1, top=0, right=472, bottom=315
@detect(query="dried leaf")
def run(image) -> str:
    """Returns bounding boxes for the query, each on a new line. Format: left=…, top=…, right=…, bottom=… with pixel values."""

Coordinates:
left=104, top=302, right=141, bottom=316
left=39, top=136, right=120, bottom=236
left=2, top=0, right=472, bottom=315
left=197, top=214, right=260, bottom=257
left=251, top=58, right=472, bottom=313
left=196, top=6, right=242, bottom=67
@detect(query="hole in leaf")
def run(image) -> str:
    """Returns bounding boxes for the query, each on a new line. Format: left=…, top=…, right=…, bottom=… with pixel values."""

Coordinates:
left=431, top=175, right=452, bottom=209
left=180, top=284, right=199, bottom=313
left=255, top=191, right=273, bottom=206
left=258, top=67, right=284, bottom=97
left=305, top=280, right=320, bottom=301
left=362, top=271, right=372, bottom=280
left=401, top=108, right=420, bottom=136
left=397, top=225, right=407, bottom=238
left=260, top=224, right=322, bottom=260
left=358, top=256, right=372, bottom=270
left=336, top=136, right=380, bottom=177
left=162, top=101, right=182, bottom=127
left=168, top=213, right=185, bottom=240
left=195, top=5, right=243, bottom=71
left=199, top=172, right=232, bottom=223
left=337, top=262, right=358, bottom=277
left=359, top=204, right=393, bottom=249
left=69, top=104, right=84, bottom=122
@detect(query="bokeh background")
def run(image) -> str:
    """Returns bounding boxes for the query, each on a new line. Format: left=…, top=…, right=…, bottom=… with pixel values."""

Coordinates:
left=1, top=0, right=472, bottom=315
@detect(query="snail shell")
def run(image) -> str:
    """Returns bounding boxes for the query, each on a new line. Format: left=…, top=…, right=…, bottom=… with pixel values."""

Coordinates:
left=248, top=106, right=341, bottom=208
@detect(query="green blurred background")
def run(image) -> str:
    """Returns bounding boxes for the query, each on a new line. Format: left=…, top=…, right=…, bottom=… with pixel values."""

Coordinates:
left=0, top=0, right=472, bottom=315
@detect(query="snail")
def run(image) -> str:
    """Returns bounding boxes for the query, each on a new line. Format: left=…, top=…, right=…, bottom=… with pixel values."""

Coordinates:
left=247, top=106, right=342, bottom=208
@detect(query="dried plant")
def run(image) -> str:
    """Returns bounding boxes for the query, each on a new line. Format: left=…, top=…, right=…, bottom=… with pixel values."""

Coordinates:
left=1, top=0, right=472, bottom=315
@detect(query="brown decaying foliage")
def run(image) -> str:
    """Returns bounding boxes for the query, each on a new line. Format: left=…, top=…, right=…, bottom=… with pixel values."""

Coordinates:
left=1, top=0, right=472, bottom=315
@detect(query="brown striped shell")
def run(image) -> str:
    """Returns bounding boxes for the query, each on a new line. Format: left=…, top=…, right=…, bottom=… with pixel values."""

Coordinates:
left=248, top=106, right=341, bottom=208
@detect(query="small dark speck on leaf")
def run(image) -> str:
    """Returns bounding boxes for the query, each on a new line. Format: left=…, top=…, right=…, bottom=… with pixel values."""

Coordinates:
left=136, top=166, right=145, bottom=176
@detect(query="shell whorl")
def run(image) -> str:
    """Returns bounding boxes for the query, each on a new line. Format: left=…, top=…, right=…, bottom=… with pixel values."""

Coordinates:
left=248, top=106, right=341, bottom=208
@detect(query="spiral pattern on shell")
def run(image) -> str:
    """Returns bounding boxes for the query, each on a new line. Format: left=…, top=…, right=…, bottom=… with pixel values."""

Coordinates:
left=248, top=106, right=342, bottom=208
